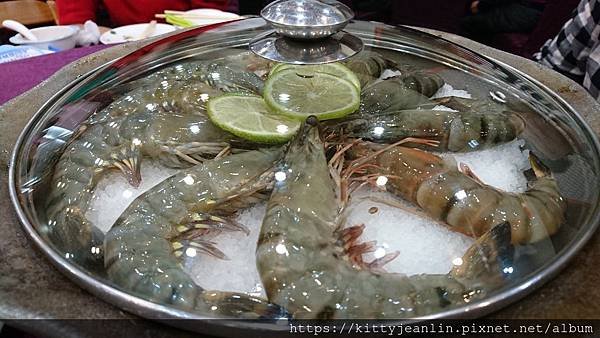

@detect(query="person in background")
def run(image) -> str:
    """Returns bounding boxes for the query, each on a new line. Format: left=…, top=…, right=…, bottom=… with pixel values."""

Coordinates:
left=56, top=0, right=237, bottom=26
left=351, top=0, right=391, bottom=21
left=535, top=0, right=600, bottom=100
left=460, top=0, right=546, bottom=44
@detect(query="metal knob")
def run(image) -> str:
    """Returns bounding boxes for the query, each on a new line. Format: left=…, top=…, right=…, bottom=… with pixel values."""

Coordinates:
left=260, top=0, right=354, bottom=40
left=250, top=0, right=363, bottom=64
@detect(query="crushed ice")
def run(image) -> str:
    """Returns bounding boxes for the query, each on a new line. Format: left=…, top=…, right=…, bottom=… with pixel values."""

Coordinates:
left=85, top=139, right=529, bottom=295
left=432, top=83, right=473, bottom=99
left=85, top=81, right=529, bottom=295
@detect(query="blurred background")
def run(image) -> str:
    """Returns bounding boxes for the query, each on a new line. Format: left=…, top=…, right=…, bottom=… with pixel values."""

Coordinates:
left=243, top=0, right=579, bottom=59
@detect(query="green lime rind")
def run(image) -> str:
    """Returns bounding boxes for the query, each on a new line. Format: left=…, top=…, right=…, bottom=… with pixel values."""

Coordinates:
left=207, top=94, right=301, bottom=144
left=268, top=62, right=361, bottom=91
left=268, top=63, right=287, bottom=78
left=263, top=69, right=360, bottom=121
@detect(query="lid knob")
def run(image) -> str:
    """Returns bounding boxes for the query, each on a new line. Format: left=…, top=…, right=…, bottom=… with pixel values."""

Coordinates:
left=261, top=0, right=354, bottom=40
left=250, top=0, right=363, bottom=64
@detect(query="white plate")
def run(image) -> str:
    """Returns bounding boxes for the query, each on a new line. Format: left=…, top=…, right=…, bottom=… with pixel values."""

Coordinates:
left=100, top=23, right=176, bottom=44
left=175, top=9, right=241, bottom=27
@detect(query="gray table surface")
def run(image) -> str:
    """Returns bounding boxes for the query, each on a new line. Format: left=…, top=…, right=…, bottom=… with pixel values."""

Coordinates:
left=1, top=29, right=600, bottom=338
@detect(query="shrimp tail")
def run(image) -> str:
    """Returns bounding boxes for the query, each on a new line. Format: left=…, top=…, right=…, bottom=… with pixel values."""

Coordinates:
left=451, top=221, right=514, bottom=287
left=109, top=141, right=142, bottom=187
left=200, top=291, right=289, bottom=319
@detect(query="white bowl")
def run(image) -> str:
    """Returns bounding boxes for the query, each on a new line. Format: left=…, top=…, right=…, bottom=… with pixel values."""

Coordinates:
left=9, top=26, right=78, bottom=51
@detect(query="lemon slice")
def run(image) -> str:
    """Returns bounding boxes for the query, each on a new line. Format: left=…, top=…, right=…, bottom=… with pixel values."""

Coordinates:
left=268, top=62, right=361, bottom=90
left=207, top=94, right=300, bottom=144
left=263, top=69, right=360, bottom=121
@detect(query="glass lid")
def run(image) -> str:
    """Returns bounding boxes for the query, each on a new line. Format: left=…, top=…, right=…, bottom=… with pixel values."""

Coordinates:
left=9, top=16, right=600, bottom=332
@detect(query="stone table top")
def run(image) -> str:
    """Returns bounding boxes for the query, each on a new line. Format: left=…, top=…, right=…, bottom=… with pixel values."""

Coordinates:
left=1, top=28, right=599, bottom=338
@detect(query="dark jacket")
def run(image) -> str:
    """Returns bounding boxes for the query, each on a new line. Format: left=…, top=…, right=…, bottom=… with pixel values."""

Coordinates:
left=479, top=0, right=546, bottom=12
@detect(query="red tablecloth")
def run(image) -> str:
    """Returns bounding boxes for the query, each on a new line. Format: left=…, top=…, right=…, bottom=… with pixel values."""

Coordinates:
left=0, top=44, right=111, bottom=105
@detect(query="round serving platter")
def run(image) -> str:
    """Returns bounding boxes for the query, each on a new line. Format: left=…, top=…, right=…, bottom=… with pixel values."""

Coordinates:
left=8, top=18, right=600, bottom=336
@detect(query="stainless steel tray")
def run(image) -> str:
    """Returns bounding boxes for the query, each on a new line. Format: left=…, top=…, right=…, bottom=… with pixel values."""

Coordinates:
left=8, top=18, right=600, bottom=335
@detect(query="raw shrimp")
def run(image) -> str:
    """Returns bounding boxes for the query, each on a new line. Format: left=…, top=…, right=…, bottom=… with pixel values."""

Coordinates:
left=46, top=65, right=263, bottom=266
left=46, top=100, right=259, bottom=264
left=345, top=51, right=394, bottom=87
left=359, top=75, right=444, bottom=115
left=428, top=96, right=508, bottom=115
left=256, top=117, right=513, bottom=319
left=143, top=58, right=265, bottom=95
left=88, top=59, right=265, bottom=125
left=402, top=70, right=446, bottom=97
left=347, top=142, right=566, bottom=244
left=105, top=149, right=285, bottom=318
left=342, top=109, right=525, bottom=152
left=345, top=51, right=445, bottom=96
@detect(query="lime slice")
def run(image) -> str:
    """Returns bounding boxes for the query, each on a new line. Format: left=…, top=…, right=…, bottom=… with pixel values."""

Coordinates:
left=268, top=62, right=361, bottom=90
left=207, top=94, right=300, bottom=144
left=264, top=69, right=360, bottom=121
